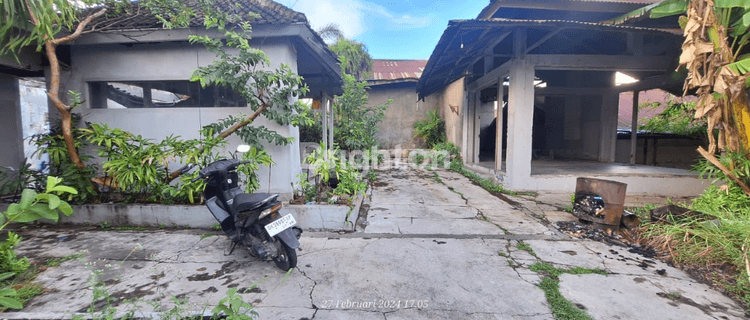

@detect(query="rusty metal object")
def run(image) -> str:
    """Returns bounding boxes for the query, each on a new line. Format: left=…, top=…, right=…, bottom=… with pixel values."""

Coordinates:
left=621, top=210, right=640, bottom=229
left=573, top=177, right=627, bottom=227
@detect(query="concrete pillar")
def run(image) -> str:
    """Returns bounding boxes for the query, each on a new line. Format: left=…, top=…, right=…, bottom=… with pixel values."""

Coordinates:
left=0, top=73, right=23, bottom=169
left=495, top=78, right=505, bottom=171
left=598, top=90, right=619, bottom=162
left=465, top=90, right=476, bottom=164
left=328, top=97, right=334, bottom=147
left=630, top=91, right=639, bottom=165
left=461, top=88, right=469, bottom=161
left=506, top=60, right=535, bottom=188
left=322, top=95, right=328, bottom=150
left=473, top=91, right=481, bottom=163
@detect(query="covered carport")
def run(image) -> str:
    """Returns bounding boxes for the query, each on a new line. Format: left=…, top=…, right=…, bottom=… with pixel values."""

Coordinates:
left=417, top=18, right=710, bottom=195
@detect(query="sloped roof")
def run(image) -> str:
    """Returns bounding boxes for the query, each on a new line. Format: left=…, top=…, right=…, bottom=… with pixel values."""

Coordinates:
left=370, top=60, right=428, bottom=80
left=88, top=0, right=307, bottom=31
left=417, top=18, right=681, bottom=98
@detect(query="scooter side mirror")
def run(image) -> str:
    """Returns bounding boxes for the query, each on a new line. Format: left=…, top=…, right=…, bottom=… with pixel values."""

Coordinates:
left=236, top=145, right=251, bottom=153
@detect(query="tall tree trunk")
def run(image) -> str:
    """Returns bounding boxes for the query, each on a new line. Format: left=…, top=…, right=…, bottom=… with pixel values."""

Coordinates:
left=25, top=2, right=106, bottom=169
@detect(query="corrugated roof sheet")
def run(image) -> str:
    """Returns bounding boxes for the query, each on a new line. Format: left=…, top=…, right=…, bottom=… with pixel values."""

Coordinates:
left=88, top=0, right=307, bottom=31
left=370, top=60, right=428, bottom=80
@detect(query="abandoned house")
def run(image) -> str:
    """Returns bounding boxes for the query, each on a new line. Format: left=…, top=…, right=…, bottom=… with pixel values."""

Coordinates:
left=366, top=59, right=431, bottom=149
left=47, top=0, right=341, bottom=199
left=417, top=0, right=710, bottom=195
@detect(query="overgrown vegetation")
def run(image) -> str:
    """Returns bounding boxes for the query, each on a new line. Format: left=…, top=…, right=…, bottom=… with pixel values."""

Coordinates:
left=1, top=0, right=309, bottom=206
left=530, top=262, right=607, bottom=320
left=413, top=110, right=446, bottom=148
left=295, top=147, right=369, bottom=204
left=0, top=177, right=77, bottom=309
left=638, top=99, right=705, bottom=136
left=644, top=0, right=750, bottom=196
left=634, top=182, right=750, bottom=308
left=299, top=37, right=390, bottom=151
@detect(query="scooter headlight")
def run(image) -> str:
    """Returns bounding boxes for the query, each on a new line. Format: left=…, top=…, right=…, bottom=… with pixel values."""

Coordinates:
left=259, top=202, right=283, bottom=219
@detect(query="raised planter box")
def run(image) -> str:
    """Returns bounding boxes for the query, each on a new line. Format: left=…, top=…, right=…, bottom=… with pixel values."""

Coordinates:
left=17, top=189, right=368, bottom=232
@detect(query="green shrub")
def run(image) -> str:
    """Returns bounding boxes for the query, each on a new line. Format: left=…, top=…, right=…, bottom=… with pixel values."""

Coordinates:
left=414, top=110, right=446, bottom=148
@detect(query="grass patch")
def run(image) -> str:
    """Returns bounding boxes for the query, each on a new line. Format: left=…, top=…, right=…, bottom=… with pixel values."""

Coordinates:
left=633, top=185, right=750, bottom=309
left=200, top=233, right=215, bottom=240
left=530, top=262, right=607, bottom=320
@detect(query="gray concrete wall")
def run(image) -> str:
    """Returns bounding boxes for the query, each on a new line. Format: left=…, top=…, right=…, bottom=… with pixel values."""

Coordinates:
left=367, top=82, right=434, bottom=149
left=544, top=71, right=617, bottom=161
left=615, top=137, right=704, bottom=168
left=61, top=38, right=302, bottom=197
left=427, top=78, right=464, bottom=148
left=0, top=73, right=23, bottom=169
left=19, top=78, right=49, bottom=170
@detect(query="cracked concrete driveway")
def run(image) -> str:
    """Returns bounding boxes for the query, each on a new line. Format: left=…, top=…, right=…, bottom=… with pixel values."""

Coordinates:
left=6, top=167, right=748, bottom=319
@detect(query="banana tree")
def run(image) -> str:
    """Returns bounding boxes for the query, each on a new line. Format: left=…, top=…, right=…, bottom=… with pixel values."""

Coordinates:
left=650, top=0, right=750, bottom=194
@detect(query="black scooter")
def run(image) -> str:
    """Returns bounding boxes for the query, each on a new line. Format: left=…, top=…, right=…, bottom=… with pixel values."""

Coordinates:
left=190, top=150, right=301, bottom=271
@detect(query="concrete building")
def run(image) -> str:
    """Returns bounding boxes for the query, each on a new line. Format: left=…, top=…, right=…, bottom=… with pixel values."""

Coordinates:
left=56, top=0, right=341, bottom=198
left=417, top=0, right=710, bottom=195
left=366, top=59, right=430, bottom=149
left=0, top=45, right=44, bottom=171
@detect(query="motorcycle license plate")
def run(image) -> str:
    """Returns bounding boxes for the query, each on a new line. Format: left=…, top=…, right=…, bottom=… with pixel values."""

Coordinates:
left=264, top=214, right=297, bottom=237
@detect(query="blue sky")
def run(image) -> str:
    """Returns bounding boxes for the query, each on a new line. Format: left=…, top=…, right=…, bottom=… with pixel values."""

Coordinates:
left=284, top=0, right=489, bottom=60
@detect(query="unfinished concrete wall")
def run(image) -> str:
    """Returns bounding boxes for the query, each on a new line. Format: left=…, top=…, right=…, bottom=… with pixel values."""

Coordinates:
left=542, top=71, right=616, bottom=161
left=0, top=74, right=23, bottom=169
left=61, top=38, right=301, bottom=197
left=367, top=82, right=434, bottom=149
left=615, top=137, right=704, bottom=168
left=426, top=78, right=464, bottom=148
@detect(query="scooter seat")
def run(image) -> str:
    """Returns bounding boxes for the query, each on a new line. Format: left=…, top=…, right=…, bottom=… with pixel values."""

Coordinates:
left=232, top=193, right=279, bottom=213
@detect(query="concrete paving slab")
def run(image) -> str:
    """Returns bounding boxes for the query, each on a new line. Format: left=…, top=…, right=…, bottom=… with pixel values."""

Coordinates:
left=4, top=167, right=746, bottom=320
left=480, top=210, right=552, bottom=235
left=366, top=204, right=478, bottom=220
left=559, top=273, right=746, bottom=320
left=543, top=211, right=578, bottom=225
left=301, top=238, right=550, bottom=316
left=364, top=217, right=505, bottom=235
left=384, top=308, right=555, bottom=320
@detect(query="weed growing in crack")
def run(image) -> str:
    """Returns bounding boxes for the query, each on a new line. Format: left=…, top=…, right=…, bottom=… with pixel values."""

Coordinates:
left=516, top=241, right=537, bottom=258
left=530, top=262, right=607, bottom=320
left=71, top=245, right=260, bottom=319
left=447, top=186, right=464, bottom=198
left=431, top=171, right=443, bottom=184
left=199, top=233, right=215, bottom=240
left=44, top=251, right=86, bottom=268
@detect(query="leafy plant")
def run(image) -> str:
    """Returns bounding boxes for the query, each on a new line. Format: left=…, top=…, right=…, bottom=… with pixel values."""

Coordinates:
left=301, top=146, right=367, bottom=203
left=413, top=110, right=446, bottom=148
left=0, top=176, right=77, bottom=309
left=645, top=0, right=750, bottom=195
left=333, top=71, right=390, bottom=151
left=212, top=287, right=258, bottom=319
left=638, top=99, right=705, bottom=136
left=31, top=115, right=97, bottom=204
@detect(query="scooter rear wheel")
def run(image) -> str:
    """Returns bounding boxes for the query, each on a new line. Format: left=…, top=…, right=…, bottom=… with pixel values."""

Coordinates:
left=272, top=240, right=297, bottom=271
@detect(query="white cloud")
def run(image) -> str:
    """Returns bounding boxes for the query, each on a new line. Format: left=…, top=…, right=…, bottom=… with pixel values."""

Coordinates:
left=288, top=0, right=431, bottom=39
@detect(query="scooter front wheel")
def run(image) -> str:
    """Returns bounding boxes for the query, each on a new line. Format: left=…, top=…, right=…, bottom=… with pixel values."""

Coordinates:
left=272, top=240, right=297, bottom=271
